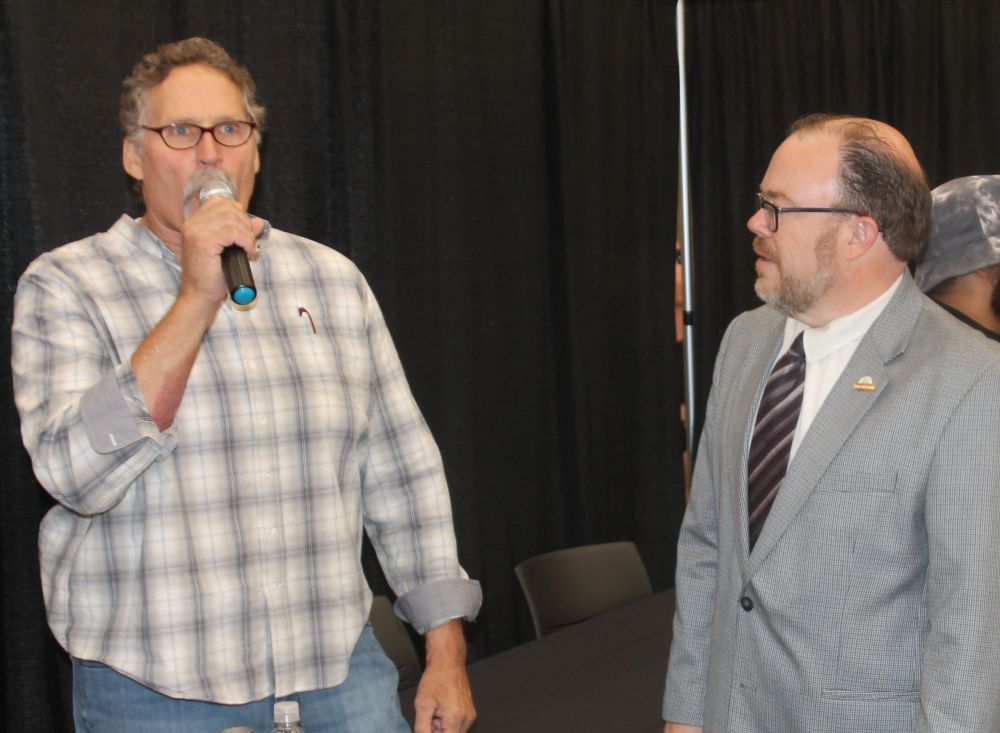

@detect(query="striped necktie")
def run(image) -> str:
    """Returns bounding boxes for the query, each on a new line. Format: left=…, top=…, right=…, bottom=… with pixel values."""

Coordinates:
left=747, top=332, right=806, bottom=549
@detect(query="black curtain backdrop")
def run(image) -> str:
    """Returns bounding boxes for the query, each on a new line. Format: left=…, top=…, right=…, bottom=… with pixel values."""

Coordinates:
left=1, top=1, right=683, bottom=727
left=3, top=0, right=1000, bottom=729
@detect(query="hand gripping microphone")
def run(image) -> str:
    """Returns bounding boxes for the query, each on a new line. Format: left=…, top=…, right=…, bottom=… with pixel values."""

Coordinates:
left=198, top=181, right=257, bottom=306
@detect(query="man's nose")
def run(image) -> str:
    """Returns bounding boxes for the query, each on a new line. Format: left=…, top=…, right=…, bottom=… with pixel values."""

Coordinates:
left=747, top=207, right=770, bottom=236
left=196, top=130, right=223, bottom=164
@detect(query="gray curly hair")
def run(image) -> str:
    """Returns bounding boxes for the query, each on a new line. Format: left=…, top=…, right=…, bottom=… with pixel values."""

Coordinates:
left=120, top=37, right=266, bottom=145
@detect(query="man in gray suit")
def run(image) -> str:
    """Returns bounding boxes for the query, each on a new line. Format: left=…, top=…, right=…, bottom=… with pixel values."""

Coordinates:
left=662, top=114, right=1000, bottom=732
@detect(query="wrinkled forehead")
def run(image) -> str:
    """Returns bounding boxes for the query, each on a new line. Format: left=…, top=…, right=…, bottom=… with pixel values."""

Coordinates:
left=143, top=64, right=248, bottom=124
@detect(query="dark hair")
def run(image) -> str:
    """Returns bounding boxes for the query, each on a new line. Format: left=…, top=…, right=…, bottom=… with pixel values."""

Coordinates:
left=120, top=37, right=265, bottom=143
left=927, top=275, right=958, bottom=298
left=789, top=113, right=931, bottom=263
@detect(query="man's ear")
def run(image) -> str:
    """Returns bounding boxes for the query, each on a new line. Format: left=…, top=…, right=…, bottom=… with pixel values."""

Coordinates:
left=975, top=264, right=1000, bottom=286
left=844, top=215, right=881, bottom=261
left=123, top=138, right=143, bottom=181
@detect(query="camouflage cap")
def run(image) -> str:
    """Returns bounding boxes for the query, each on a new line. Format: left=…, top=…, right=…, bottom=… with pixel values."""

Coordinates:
left=915, top=175, right=1000, bottom=292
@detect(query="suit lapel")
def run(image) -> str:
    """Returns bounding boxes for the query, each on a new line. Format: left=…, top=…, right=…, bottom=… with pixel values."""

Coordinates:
left=744, top=274, right=923, bottom=578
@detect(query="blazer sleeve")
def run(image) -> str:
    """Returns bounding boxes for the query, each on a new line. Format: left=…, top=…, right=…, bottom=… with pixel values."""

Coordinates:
left=662, top=318, right=741, bottom=726
left=918, top=361, right=1000, bottom=731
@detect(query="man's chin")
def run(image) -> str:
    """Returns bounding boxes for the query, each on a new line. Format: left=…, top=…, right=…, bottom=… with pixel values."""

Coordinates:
left=754, top=278, right=775, bottom=303
left=754, top=280, right=790, bottom=313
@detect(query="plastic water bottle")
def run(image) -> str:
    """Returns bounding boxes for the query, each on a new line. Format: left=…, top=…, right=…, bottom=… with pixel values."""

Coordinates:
left=271, top=701, right=306, bottom=733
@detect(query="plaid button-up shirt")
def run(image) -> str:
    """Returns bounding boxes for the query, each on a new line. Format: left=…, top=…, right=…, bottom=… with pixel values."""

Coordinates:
left=13, top=215, right=481, bottom=703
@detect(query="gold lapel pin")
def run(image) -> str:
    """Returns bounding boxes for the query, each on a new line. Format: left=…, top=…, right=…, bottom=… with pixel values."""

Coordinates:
left=852, top=375, right=876, bottom=392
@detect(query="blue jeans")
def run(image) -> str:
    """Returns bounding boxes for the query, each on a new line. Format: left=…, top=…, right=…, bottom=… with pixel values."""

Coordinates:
left=72, top=625, right=410, bottom=733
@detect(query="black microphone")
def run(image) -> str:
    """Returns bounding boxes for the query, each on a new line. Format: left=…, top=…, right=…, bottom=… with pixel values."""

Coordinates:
left=198, top=181, right=257, bottom=305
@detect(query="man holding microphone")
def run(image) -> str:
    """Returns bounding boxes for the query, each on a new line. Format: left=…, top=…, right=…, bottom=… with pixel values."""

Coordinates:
left=13, top=37, right=480, bottom=733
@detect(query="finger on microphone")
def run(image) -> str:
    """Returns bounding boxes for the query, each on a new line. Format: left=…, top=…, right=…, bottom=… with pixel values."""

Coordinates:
left=198, top=179, right=258, bottom=306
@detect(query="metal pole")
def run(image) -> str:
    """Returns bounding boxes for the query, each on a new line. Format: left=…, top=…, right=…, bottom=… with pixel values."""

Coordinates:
left=676, top=0, right=697, bottom=461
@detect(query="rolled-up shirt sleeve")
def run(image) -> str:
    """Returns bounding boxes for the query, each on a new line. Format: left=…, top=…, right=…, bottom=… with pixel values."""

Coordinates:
left=356, top=277, right=482, bottom=632
left=13, top=257, right=175, bottom=516
left=395, top=577, right=483, bottom=633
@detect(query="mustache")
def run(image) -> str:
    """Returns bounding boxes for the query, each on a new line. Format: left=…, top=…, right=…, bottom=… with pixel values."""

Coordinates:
left=182, top=169, right=239, bottom=220
left=752, top=236, right=774, bottom=259
left=183, top=169, right=239, bottom=202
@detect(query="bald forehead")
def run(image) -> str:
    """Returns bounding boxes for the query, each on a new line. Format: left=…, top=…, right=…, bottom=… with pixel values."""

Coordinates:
left=797, top=117, right=923, bottom=180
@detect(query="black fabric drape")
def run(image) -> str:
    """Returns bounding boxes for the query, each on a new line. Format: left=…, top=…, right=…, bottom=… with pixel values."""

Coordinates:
left=1, top=1, right=683, bottom=726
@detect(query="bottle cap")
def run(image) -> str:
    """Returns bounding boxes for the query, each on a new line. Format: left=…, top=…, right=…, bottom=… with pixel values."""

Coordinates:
left=274, top=701, right=300, bottom=724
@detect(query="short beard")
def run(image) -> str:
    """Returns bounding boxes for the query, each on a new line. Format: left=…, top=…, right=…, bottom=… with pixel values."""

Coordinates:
left=182, top=169, right=239, bottom=220
left=755, top=229, right=838, bottom=316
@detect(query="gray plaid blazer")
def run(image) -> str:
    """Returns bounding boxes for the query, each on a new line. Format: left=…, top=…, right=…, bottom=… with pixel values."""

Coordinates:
left=663, top=274, right=1000, bottom=732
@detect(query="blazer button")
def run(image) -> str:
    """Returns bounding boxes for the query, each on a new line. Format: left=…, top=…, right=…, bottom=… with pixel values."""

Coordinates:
left=739, top=596, right=754, bottom=611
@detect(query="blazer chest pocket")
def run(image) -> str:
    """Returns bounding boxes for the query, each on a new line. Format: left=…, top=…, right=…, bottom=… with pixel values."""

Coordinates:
left=815, top=468, right=897, bottom=494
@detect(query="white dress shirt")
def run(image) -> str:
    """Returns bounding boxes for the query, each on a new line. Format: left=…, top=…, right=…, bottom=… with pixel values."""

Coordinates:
left=781, top=273, right=904, bottom=458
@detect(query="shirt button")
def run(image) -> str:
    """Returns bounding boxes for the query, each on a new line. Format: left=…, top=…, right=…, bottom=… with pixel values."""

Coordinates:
left=740, top=596, right=754, bottom=611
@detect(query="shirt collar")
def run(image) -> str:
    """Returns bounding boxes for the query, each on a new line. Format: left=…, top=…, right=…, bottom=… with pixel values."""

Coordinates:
left=783, top=272, right=904, bottom=363
left=114, top=214, right=271, bottom=265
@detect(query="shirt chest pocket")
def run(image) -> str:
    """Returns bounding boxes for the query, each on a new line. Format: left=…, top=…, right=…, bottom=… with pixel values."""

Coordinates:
left=283, top=309, right=371, bottom=439
left=291, top=317, right=371, bottom=434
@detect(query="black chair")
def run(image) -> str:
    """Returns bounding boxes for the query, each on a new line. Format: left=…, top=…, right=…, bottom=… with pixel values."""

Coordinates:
left=514, top=541, right=652, bottom=638
left=369, top=595, right=423, bottom=690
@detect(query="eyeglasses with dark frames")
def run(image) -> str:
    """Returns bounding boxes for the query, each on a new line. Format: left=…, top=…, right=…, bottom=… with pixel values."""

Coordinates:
left=755, top=192, right=865, bottom=233
left=142, top=121, right=257, bottom=150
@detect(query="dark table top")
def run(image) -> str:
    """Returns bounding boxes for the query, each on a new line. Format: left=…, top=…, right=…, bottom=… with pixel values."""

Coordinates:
left=401, top=589, right=675, bottom=732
